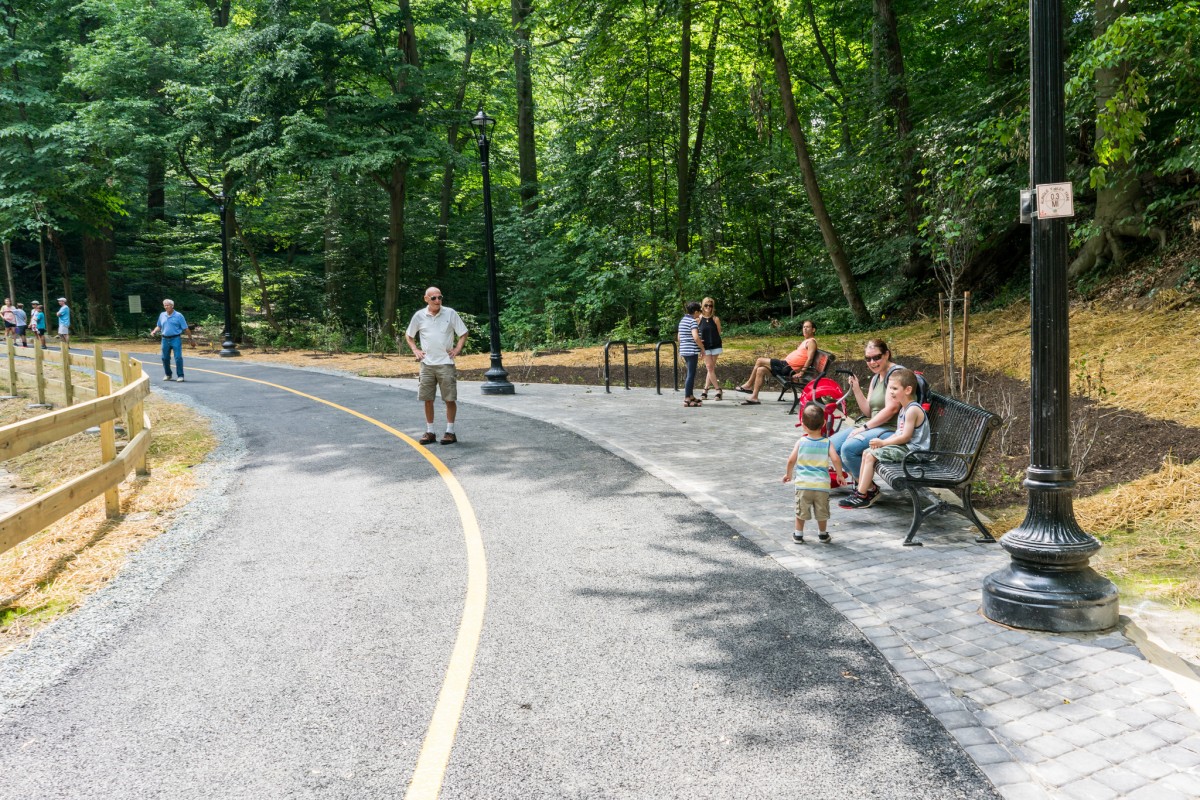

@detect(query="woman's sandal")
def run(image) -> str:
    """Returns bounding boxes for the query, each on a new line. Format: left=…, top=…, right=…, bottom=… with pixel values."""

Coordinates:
left=700, top=390, right=708, bottom=400
left=684, top=397, right=703, bottom=407
left=715, top=389, right=723, bottom=400
left=740, top=399, right=761, bottom=405
left=734, top=385, right=752, bottom=394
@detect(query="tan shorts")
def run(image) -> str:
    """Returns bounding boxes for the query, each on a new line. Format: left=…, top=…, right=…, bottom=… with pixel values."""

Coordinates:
left=418, top=363, right=458, bottom=402
left=795, top=489, right=831, bottom=521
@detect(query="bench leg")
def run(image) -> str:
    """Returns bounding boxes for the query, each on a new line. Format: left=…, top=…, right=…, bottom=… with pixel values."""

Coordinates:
left=787, top=387, right=800, bottom=415
left=902, top=486, right=930, bottom=547
left=958, top=485, right=996, bottom=543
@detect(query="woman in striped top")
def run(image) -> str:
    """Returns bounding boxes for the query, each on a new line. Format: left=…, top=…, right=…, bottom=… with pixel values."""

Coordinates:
left=678, top=301, right=705, bottom=407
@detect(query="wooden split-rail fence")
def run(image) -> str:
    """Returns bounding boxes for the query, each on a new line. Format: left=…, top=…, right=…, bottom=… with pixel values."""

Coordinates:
left=0, top=338, right=152, bottom=556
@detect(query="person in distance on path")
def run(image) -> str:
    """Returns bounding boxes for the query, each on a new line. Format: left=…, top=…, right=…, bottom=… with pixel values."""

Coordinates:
left=150, top=299, right=196, bottom=382
left=405, top=286, right=468, bottom=446
left=1, top=298, right=14, bottom=342
left=783, top=402, right=844, bottom=543
left=30, top=302, right=46, bottom=347
left=56, top=297, right=71, bottom=346
left=13, top=303, right=27, bottom=346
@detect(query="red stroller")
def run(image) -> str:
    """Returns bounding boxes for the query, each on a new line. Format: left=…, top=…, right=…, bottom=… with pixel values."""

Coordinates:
left=795, top=368, right=856, bottom=489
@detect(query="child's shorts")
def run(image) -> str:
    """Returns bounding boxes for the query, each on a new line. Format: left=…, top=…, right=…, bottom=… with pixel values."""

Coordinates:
left=795, top=489, right=831, bottom=521
left=874, top=444, right=912, bottom=462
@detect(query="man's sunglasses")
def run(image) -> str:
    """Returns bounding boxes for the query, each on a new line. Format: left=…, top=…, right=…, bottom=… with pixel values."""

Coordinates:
left=428, top=295, right=443, bottom=301
left=865, top=354, right=885, bottom=363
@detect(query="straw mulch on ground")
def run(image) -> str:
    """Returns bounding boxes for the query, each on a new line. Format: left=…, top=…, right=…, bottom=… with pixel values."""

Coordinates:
left=0, top=395, right=215, bottom=655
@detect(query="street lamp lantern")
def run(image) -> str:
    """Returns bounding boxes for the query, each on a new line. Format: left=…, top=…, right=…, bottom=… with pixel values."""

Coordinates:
left=215, top=191, right=241, bottom=358
left=470, top=108, right=515, bottom=396
left=981, top=0, right=1117, bottom=631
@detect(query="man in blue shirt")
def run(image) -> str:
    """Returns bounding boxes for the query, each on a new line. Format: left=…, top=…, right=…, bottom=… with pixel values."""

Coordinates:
left=56, top=298, right=71, bottom=346
left=150, top=299, right=196, bottom=382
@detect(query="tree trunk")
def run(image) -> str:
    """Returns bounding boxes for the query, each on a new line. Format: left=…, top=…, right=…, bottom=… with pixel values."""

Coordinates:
left=49, top=229, right=73, bottom=310
left=437, top=28, right=475, bottom=278
left=675, top=0, right=691, bottom=254
left=512, top=0, right=538, bottom=212
left=765, top=5, right=870, bottom=324
left=643, top=0, right=656, bottom=238
left=382, top=161, right=408, bottom=338
left=873, top=0, right=924, bottom=279
left=686, top=10, right=720, bottom=230
left=324, top=174, right=342, bottom=308
left=82, top=229, right=115, bottom=333
left=2, top=241, right=13, bottom=305
left=1068, top=0, right=1165, bottom=279
left=147, top=150, right=166, bottom=222
left=234, top=219, right=280, bottom=333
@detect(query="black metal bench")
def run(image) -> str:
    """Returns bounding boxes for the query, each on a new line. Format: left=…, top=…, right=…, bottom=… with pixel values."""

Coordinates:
left=874, top=392, right=1000, bottom=547
left=771, top=349, right=836, bottom=414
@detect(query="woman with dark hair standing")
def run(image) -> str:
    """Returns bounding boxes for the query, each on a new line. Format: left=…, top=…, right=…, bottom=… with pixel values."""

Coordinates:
left=697, top=297, right=723, bottom=400
left=678, top=301, right=706, bottom=407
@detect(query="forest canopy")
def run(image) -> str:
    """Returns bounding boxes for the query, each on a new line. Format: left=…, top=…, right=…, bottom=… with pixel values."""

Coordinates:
left=1, top=0, right=1197, bottom=348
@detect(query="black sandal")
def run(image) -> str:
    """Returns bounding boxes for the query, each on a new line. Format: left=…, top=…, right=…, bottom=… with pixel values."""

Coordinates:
left=700, top=390, right=708, bottom=399
left=684, top=397, right=703, bottom=407
left=715, top=389, right=723, bottom=400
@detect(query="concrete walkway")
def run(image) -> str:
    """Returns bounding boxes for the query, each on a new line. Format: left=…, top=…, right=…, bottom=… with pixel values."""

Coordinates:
left=373, top=377, right=1200, bottom=800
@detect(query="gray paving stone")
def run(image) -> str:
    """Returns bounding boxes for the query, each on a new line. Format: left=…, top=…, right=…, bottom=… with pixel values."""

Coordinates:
left=982, top=761, right=1035, bottom=787
left=1146, top=719, right=1197, bottom=745
left=1056, top=747, right=1116, bottom=775
left=1124, top=752, right=1179, bottom=781
left=1125, top=785, right=1189, bottom=800
left=1156, top=743, right=1200, bottom=767
left=1060, top=778, right=1119, bottom=800
left=1093, top=766, right=1149, bottom=795
left=951, top=726, right=997, bottom=747
left=1022, top=734, right=1075, bottom=761
left=1162, top=771, right=1200, bottom=797
left=1108, top=728, right=1169, bottom=756
left=965, top=743, right=1013, bottom=765
left=996, top=782, right=1054, bottom=800
left=1030, top=760, right=1082, bottom=788
left=1056, top=723, right=1106, bottom=748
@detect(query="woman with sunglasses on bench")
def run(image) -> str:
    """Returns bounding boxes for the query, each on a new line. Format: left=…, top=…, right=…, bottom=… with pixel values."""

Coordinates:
left=829, top=338, right=906, bottom=490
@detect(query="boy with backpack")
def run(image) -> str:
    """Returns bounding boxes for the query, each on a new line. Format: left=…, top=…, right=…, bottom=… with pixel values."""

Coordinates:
left=840, top=368, right=930, bottom=509
left=783, top=403, right=845, bottom=543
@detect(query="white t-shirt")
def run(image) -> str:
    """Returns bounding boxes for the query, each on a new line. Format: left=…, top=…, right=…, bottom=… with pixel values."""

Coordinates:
left=406, top=306, right=468, bottom=366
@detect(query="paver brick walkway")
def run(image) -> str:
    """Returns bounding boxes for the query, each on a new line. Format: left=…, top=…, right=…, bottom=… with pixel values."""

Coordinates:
left=375, top=378, right=1200, bottom=800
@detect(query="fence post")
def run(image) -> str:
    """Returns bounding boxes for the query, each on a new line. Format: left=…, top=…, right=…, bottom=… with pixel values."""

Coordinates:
left=4, top=336, right=15, bottom=398
left=124, top=356, right=148, bottom=476
left=95, top=371, right=121, bottom=518
left=33, top=337, right=48, bottom=406
left=60, top=340, right=73, bottom=405
left=93, top=343, right=106, bottom=384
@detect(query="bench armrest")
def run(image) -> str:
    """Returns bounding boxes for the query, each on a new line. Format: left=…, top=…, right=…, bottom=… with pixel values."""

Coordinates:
left=899, top=449, right=974, bottom=481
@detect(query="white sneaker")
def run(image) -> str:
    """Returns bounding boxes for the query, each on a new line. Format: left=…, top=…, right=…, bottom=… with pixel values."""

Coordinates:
left=174, top=376, right=185, bottom=382
left=162, top=375, right=173, bottom=382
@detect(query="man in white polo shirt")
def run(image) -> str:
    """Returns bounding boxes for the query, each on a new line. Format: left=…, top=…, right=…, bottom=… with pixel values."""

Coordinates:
left=405, top=287, right=468, bottom=445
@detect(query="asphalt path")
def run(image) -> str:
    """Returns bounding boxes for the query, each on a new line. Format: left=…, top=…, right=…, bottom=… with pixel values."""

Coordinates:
left=0, top=358, right=999, bottom=799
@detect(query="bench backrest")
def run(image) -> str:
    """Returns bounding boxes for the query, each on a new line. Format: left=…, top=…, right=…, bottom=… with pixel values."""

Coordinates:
left=926, top=392, right=1000, bottom=476
left=795, top=349, right=835, bottom=384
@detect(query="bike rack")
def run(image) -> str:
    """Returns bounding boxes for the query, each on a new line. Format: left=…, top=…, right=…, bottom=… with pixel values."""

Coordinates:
left=654, top=340, right=678, bottom=395
left=603, top=340, right=629, bottom=393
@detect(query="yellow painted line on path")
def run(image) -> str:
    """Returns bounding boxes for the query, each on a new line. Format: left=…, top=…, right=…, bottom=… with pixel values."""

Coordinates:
left=189, top=366, right=486, bottom=800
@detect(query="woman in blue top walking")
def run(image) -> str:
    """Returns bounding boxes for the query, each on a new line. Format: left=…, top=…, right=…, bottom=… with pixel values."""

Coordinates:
left=678, top=301, right=706, bottom=407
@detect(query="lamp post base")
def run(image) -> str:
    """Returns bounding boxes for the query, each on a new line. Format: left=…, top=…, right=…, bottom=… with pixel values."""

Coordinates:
left=220, top=333, right=241, bottom=358
left=481, top=362, right=514, bottom=395
left=983, top=560, right=1119, bottom=633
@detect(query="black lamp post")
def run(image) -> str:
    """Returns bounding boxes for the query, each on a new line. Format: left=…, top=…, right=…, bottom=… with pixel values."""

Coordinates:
left=470, top=109, right=515, bottom=395
left=981, top=0, right=1117, bottom=631
left=216, top=192, right=240, bottom=358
